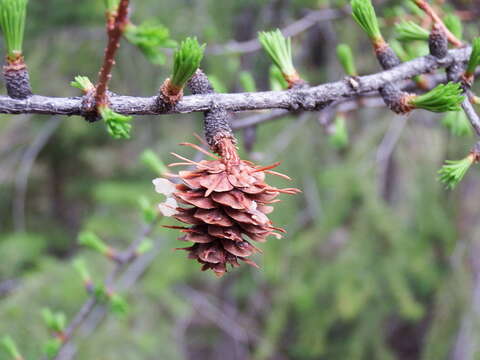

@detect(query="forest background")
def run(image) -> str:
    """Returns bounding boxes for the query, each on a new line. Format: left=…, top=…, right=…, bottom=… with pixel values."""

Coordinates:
left=0, top=0, right=479, bottom=359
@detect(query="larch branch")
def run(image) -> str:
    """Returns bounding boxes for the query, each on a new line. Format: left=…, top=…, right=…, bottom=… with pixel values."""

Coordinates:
left=0, top=46, right=471, bottom=117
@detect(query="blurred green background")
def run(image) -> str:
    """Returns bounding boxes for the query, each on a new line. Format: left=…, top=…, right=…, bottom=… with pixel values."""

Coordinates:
left=1, top=0, right=480, bottom=359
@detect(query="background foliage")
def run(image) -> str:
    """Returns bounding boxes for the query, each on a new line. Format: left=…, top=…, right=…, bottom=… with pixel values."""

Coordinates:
left=0, top=0, right=479, bottom=359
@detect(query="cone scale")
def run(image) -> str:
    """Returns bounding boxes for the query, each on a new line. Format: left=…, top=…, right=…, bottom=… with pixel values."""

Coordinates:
left=153, top=138, right=299, bottom=277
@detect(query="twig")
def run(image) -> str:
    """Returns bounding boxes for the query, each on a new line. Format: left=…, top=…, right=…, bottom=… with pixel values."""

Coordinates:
left=413, top=0, right=463, bottom=47
left=177, top=286, right=256, bottom=343
left=94, top=0, right=130, bottom=108
left=0, top=47, right=472, bottom=116
left=461, top=96, right=480, bottom=137
left=207, top=7, right=346, bottom=55
left=13, top=117, right=62, bottom=231
left=376, top=115, right=408, bottom=200
left=56, top=233, right=166, bottom=360
left=52, top=219, right=158, bottom=360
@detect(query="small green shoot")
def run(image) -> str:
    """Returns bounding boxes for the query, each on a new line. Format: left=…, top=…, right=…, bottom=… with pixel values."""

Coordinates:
left=259, top=29, right=297, bottom=79
left=336, top=43, right=357, bottom=76
left=99, top=106, right=133, bottom=139
left=395, top=21, right=429, bottom=41
left=409, top=82, right=464, bottom=112
left=0, top=0, right=28, bottom=61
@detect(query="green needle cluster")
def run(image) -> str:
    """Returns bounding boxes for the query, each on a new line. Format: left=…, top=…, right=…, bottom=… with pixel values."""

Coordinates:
left=70, top=75, right=94, bottom=93
left=0, top=336, right=22, bottom=360
left=110, top=293, right=130, bottom=316
left=140, top=149, right=167, bottom=175
left=351, top=0, right=382, bottom=42
left=409, top=82, right=464, bottom=112
left=73, top=258, right=92, bottom=284
left=390, top=39, right=409, bottom=61
left=43, top=338, right=62, bottom=359
left=395, top=21, right=429, bottom=42
left=0, top=0, right=28, bottom=60
left=41, top=308, right=66, bottom=334
left=259, top=29, right=296, bottom=78
left=78, top=231, right=109, bottom=255
left=124, top=21, right=177, bottom=65
left=99, top=106, right=133, bottom=139
left=138, top=197, right=157, bottom=223
left=171, top=37, right=205, bottom=88
left=329, top=114, right=349, bottom=149
left=466, top=38, right=480, bottom=77
left=438, top=155, right=475, bottom=189
left=336, top=43, right=357, bottom=76
left=443, top=13, right=462, bottom=40
left=93, top=285, right=129, bottom=317
left=441, top=110, right=473, bottom=137
left=388, top=39, right=424, bottom=84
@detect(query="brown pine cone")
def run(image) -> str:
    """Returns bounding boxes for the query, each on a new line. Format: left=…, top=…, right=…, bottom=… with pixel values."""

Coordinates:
left=153, top=138, right=300, bottom=277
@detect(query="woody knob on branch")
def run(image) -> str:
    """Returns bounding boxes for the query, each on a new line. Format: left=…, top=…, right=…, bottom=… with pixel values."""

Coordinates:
left=0, top=0, right=32, bottom=99
left=152, top=70, right=300, bottom=277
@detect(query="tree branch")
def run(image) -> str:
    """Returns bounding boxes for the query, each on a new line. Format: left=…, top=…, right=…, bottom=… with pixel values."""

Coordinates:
left=0, top=47, right=471, bottom=117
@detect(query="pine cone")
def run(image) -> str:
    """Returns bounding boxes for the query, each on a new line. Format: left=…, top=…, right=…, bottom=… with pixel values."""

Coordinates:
left=153, top=138, right=300, bottom=277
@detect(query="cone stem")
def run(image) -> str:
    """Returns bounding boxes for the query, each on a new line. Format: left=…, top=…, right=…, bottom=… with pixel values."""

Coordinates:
left=187, top=69, right=236, bottom=157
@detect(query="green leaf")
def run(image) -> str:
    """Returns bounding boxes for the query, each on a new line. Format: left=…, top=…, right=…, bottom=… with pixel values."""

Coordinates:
left=394, top=21, right=429, bottom=41
left=0, top=0, right=28, bottom=59
left=351, top=0, right=382, bottom=41
left=336, top=43, right=357, bottom=76
left=443, top=13, right=462, bottom=40
left=409, top=82, right=464, bottom=112
left=70, top=75, right=93, bottom=92
left=441, top=110, right=473, bottom=137
left=78, top=231, right=109, bottom=255
left=259, top=29, right=296, bottom=77
left=466, top=38, right=480, bottom=77
left=140, top=149, right=167, bottom=175
left=171, top=37, right=205, bottom=88
left=99, top=106, right=133, bottom=139
left=124, top=21, right=176, bottom=65
left=0, top=336, right=22, bottom=360
left=438, top=154, right=475, bottom=189
left=239, top=71, right=257, bottom=92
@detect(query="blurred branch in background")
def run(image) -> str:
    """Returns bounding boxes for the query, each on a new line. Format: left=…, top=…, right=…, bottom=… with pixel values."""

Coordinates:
left=207, top=7, right=348, bottom=55
left=52, top=220, right=161, bottom=360
left=13, top=116, right=62, bottom=232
